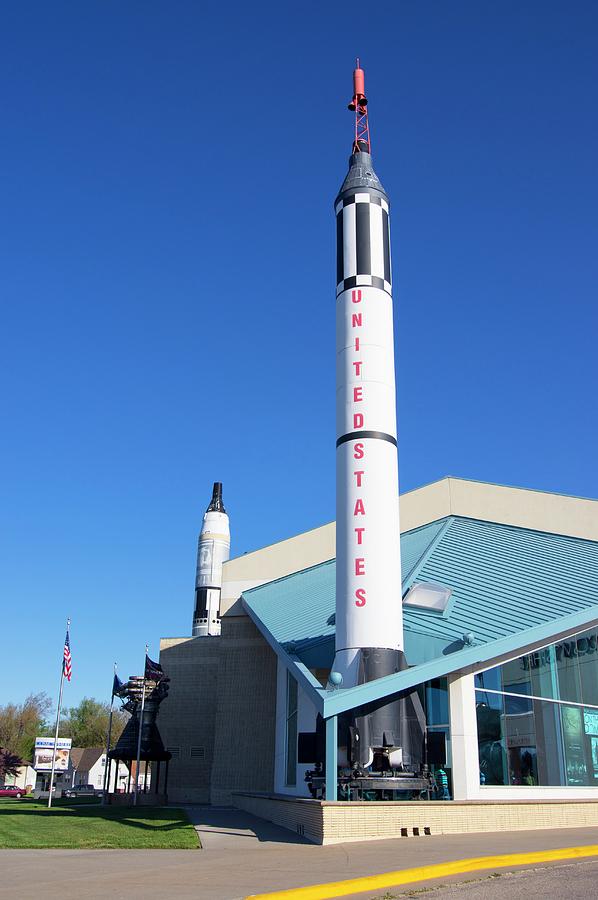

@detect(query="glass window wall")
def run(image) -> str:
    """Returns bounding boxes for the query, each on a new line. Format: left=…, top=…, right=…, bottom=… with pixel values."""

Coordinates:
left=475, top=625, right=598, bottom=787
left=423, top=678, right=452, bottom=799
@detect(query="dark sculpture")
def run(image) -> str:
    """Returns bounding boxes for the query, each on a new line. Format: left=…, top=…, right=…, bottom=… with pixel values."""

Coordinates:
left=107, top=658, right=171, bottom=799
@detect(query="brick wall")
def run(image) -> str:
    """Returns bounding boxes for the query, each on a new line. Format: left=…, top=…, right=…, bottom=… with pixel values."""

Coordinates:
left=210, top=617, right=277, bottom=805
left=159, top=618, right=277, bottom=806
left=233, top=793, right=324, bottom=843
left=233, top=793, right=598, bottom=845
left=158, top=637, right=222, bottom=804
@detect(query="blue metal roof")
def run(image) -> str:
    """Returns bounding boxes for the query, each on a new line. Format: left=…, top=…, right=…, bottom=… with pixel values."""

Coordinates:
left=400, top=518, right=448, bottom=583
left=242, top=517, right=598, bottom=671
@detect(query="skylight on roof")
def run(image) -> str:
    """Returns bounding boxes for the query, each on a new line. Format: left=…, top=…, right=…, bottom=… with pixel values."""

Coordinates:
left=403, top=582, right=452, bottom=613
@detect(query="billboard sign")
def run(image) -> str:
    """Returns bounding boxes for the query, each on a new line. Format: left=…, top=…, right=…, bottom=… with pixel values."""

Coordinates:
left=34, top=737, right=72, bottom=772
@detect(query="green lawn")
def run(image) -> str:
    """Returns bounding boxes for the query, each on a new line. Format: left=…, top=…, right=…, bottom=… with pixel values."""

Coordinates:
left=0, top=798, right=199, bottom=849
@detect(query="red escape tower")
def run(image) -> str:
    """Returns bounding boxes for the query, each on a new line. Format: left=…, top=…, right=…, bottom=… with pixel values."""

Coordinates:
left=347, top=58, right=371, bottom=154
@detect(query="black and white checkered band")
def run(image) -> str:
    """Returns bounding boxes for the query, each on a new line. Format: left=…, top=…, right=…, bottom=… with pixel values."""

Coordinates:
left=335, top=192, right=392, bottom=297
left=336, top=274, right=392, bottom=297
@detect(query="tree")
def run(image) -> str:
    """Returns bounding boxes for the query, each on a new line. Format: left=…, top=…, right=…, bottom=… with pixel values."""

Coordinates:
left=0, top=693, right=53, bottom=761
left=59, top=698, right=128, bottom=748
left=0, top=748, right=24, bottom=781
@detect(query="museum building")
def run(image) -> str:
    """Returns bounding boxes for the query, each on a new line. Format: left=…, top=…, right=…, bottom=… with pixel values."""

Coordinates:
left=157, top=476, right=598, bottom=836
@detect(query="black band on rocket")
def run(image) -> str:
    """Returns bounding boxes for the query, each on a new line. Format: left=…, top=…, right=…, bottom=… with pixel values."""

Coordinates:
left=340, top=194, right=384, bottom=207
left=336, top=275, right=391, bottom=296
left=336, top=430, right=397, bottom=448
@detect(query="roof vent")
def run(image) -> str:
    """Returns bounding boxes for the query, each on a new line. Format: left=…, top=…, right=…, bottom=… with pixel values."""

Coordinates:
left=403, top=582, right=452, bottom=613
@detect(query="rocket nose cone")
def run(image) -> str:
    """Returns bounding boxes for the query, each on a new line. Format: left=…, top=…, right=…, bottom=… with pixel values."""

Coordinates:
left=206, top=482, right=226, bottom=513
left=336, top=151, right=386, bottom=202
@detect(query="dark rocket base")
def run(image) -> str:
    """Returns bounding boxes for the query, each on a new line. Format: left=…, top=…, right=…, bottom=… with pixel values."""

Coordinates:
left=305, top=646, right=431, bottom=801
left=306, top=772, right=432, bottom=801
left=347, top=646, right=426, bottom=770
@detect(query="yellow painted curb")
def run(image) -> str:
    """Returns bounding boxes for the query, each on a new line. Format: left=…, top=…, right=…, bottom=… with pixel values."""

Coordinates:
left=245, top=843, right=598, bottom=900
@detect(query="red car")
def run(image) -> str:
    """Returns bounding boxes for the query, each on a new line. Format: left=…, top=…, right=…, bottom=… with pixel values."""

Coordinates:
left=0, top=785, right=25, bottom=798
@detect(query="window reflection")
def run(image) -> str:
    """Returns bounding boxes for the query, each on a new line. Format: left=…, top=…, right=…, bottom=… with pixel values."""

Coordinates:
left=475, top=624, right=598, bottom=788
left=561, top=705, right=586, bottom=785
left=423, top=678, right=452, bottom=800
left=425, top=678, right=449, bottom=726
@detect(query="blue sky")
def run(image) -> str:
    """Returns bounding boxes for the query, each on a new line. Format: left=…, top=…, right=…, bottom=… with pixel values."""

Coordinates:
left=2, top=1, right=597, bottom=708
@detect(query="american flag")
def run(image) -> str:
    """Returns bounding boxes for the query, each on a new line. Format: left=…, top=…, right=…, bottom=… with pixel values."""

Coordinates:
left=63, top=628, right=72, bottom=681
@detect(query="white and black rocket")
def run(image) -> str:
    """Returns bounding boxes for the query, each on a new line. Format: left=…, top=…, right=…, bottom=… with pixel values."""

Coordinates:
left=192, top=482, right=230, bottom=637
left=332, top=64, right=424, bottom=770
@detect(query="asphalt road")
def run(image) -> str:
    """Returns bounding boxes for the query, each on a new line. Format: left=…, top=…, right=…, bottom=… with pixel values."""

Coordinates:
left=1, top=808, right=598, bottom=900
left=366, top=859, right=598, bottom=899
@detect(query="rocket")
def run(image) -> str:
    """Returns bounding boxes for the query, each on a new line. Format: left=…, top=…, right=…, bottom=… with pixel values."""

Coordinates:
left=334, top=62, right=403, bottom=682
left=332, top=63, right=423, bottom=770
left=192, top=482, right=230, bottom=637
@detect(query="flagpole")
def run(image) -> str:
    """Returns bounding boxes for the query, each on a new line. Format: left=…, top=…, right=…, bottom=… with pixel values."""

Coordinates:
left=133, top=644, right=148, bottom=806
left=48, top=617, right=69, bottom=809
left=102, top=662, right=117, bottom=806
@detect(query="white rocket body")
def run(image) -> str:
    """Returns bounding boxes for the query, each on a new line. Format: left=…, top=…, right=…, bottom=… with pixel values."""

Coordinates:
left=328, top=69, right=425, bottom=774
left=192, top=483, right=230, bottom=637
left=333, top=158, right=403, bottom=689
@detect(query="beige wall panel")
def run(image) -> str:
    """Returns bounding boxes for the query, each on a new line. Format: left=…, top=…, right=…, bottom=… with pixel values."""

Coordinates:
left=400, top=478, right=452, bottom=531
left=220, top=523, right=336, bottom=616
left=448, top=478, right=598, bottom=541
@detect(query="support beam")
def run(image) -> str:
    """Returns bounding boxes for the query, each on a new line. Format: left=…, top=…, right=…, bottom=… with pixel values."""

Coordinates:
left=325, top=715, right=338, bottom=801
left=104, top=757, right=111, bottom=803
left=323, top=607, right=598, bottom=718
left=448, top=672, right=480, bottom=800
left=242, top=597, right=327, bottom=714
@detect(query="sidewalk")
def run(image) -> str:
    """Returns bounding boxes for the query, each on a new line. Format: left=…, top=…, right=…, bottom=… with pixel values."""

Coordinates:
left=185, top=805, right=311, bottom=849
left=1, top=810, right=597, bottom=900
